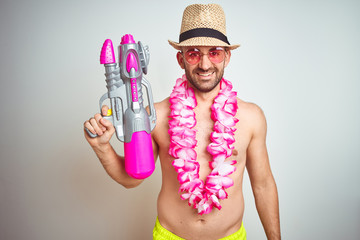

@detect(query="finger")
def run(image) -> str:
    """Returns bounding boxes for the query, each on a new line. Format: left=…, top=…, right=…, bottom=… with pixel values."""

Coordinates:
left=94, top=113, right=106, bottom=132
left=89, top=117, right=104, bottom=136
left=101, top=105, right=109, bottom=116
left=100, top=117, right=113, bottom=128
left=83, top=120, right=96, bottom=135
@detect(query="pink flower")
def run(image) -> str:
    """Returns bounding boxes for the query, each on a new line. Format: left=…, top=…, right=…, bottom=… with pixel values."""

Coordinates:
left=197, top=198, right=212, bottom=215
left=210, top=160, right=237, bottom=176
left=214, top=121, right=237, bottom=133
left=206, top=175, right=234, bottom=189
left=168, top=126, right=196, bottom=139
left=207, top=141, right=233, bottom=157
left=178, top=170, right=198, bottom=183
left=223, top=98, right=238, bottom=114
left=218, top=189, right=228, bottom=200
left=210, top=194, right=221, bottom=210
left=211, top=110, right=237, bottom=128
left=172, top=158, right=190, bottom=169
left=220, top=78, right=233, bottom=92
left=179, top=178, right=203, bottom=192
left=175, top=148, right=197, bottom=161
left=210, top=131, right=235, bottom=144
left=171, top=135, right=197, bottom=148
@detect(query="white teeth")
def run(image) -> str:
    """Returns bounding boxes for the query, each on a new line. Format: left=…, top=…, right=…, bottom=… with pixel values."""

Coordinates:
left=198, top=72, right=213, bottom=76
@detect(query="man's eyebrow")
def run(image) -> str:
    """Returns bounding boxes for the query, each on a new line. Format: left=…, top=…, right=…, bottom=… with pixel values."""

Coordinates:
left=210, top=47, right=225, bottom=51
left=185, top=48, right=200, bottom=52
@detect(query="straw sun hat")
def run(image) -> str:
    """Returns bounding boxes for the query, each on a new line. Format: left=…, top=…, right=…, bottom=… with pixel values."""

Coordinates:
left=168, top=3, right=240, bottom=50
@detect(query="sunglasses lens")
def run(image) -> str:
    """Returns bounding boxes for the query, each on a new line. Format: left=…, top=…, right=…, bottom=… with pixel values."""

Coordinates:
left=184, top=51, right=201, bottom=65
left=184, top=48, right=225, bottom=65
left=208, top=50, right=225, bottom=63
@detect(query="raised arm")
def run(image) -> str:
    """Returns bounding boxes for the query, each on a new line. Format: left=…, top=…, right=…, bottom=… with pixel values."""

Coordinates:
left=84, top=106, right=159, bottom=189
left=245, top=104, right=281, bottom=240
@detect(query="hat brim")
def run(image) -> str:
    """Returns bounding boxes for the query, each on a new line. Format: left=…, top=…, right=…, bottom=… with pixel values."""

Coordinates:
left=168, top=37, right=240, bottom=50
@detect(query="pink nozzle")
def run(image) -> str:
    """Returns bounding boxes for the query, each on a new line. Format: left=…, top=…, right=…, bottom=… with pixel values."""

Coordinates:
left=121, top=34, right=136, bottom=44
left=100, top=39, right=115, bottom=64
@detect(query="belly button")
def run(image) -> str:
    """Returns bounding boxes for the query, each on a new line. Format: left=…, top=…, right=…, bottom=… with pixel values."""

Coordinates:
left=233, top=149, right=238, bottom=156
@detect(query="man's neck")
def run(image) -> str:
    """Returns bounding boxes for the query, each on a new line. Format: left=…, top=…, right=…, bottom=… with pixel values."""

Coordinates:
left=192, top=83, right=221, bottom=105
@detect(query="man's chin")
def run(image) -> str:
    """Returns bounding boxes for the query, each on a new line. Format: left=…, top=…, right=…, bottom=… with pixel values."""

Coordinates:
left=191, top=80, right=221, bottom=93
left=185, top=72, right=223, bottom=92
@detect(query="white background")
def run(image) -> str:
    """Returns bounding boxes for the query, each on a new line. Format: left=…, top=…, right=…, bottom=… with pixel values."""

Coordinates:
left=0, top=0, right=359, bottom=239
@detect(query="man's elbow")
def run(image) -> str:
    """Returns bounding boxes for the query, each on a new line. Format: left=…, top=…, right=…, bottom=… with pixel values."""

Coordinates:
left=121, top=179, right=143, bottom=189
left=252, top=176, right=277, bottom=195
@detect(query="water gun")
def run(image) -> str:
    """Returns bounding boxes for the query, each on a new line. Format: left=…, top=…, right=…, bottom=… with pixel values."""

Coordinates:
left=86, top=34, right=156, bottom=179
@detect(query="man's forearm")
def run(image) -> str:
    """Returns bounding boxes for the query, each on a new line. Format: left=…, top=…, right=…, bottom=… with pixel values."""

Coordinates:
left=253, top=179, right=281, bottom=240
left=92, top=143, right=143, bottom=188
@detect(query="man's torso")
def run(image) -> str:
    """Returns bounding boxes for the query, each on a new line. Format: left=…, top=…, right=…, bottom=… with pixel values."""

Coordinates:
left=152, top=97, right=256, bottom=239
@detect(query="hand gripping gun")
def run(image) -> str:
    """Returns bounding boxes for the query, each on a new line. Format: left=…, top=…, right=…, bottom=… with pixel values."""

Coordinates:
left=86, top=34, right=156, bottom=179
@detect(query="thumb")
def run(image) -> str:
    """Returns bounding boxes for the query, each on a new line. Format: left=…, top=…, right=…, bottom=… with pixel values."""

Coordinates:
left=100, top=118, right=115, bottom=137
left=99, top=118, right=115, bottom=140
left=100, top=117, right=114, bottom=130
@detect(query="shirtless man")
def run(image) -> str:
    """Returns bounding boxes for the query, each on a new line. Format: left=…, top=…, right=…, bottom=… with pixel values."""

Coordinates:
left=84, top=4, right=280, bottom=240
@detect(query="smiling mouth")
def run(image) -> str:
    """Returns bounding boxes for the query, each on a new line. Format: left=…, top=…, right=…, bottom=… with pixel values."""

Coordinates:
left=197, top=72, right=214, bottom=77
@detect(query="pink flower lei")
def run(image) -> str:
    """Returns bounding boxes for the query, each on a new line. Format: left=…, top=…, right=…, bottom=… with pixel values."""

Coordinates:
left=168, top=75, right=239, bottom=214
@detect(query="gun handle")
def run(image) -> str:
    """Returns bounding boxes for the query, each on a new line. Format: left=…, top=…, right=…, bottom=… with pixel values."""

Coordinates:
left=85, top=128, right=97, bottom=138
left=124, top=131, right=155, bottom=179
left=142, top=77, right=156, bottom=131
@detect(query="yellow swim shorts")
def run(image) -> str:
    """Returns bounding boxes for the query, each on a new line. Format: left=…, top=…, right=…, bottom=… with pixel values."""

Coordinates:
left=153, top=217, right=246, bottom=240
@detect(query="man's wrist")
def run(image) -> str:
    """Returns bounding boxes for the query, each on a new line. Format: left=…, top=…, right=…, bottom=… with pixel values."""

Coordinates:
left=92, top=142, right=113, bottom=155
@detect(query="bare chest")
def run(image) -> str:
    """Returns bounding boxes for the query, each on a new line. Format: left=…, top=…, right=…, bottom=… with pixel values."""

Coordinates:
left=155, top=101, right=251, bottom=180
left=192, top=109, right=249, bottom=180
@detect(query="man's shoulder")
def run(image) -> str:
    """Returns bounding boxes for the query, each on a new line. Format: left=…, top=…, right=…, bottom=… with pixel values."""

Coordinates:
left=153, top=98, right=171, bottom=126
left=237, top=98, right=265, bottom=117
left=236, top=98, right=267, bottom=131
left=154, top=97, right=171, bottom=114
left=155, top=97, right=170, bottom=106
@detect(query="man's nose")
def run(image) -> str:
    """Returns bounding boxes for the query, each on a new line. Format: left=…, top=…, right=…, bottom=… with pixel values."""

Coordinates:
left=198, top=54, right=212, bottom=70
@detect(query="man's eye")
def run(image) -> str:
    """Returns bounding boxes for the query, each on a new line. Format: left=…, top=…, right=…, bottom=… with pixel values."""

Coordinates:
left=209, top=51, right=220, bottom=56
left=188, top=52, right=200, bottom=57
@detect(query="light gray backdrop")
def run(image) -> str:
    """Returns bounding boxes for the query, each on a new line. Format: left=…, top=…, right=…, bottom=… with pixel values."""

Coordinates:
left=0, top=0, right=359, bottom=239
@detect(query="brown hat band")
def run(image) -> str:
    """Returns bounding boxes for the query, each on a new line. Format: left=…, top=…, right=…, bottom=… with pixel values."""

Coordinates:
left=179, top=28, right=230, bottom=45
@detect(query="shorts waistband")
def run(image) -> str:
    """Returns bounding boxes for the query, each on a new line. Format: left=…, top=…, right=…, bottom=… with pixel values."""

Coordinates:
left=153, top=217, right=246, bottom=240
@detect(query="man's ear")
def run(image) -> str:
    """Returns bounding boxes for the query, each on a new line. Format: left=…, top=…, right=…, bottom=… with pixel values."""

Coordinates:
left=176, top=51, right=185, bottom=69
left=224, top=50, right=231, bottom=68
